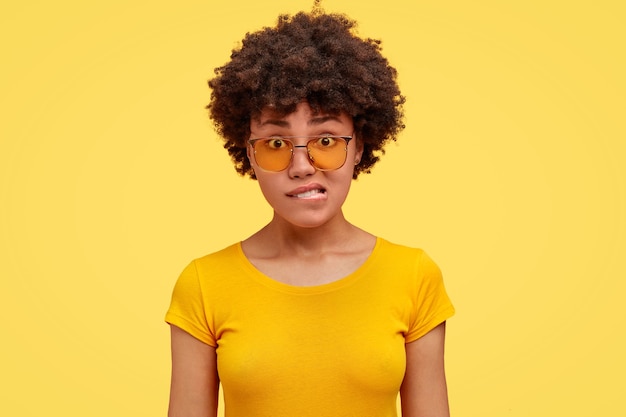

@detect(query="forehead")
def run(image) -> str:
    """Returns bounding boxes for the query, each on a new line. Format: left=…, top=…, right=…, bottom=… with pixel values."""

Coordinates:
left=252, top=102, right=346, bottom=127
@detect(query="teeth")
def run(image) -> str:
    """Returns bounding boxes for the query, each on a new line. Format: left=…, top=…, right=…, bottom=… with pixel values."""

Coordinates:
left=293, top=189, right=323, bottom=198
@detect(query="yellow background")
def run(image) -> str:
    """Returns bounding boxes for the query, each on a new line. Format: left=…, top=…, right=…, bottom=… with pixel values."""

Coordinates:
left=1, top=0, right=624, bottom=415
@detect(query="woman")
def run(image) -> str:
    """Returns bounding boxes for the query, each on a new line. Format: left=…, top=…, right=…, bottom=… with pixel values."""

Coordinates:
left=165, top=7, right=454, bottom=417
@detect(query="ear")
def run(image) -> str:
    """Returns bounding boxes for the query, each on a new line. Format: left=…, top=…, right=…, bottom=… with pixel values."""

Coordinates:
left=246, top=143, right=254, bottom=165
left=354, top=137, right=364, bottom=165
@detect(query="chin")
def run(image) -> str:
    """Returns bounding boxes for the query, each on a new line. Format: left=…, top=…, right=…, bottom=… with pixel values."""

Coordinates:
left=277, top=211, right=341, bottom=230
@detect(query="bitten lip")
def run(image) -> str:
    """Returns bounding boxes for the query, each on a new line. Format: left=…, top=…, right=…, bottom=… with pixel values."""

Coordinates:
left=286, top=183, right=326, bottom=196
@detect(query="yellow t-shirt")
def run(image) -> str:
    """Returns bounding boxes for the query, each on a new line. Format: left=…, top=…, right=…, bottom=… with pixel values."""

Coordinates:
left=165, top=237, right=455, bottom=417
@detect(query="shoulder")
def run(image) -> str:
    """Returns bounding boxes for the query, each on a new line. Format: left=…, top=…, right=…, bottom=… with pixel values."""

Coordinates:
left=176, top=242, right=245, bottom=289
left=372, top=238, right=445, bottom=291
left=191, top=242, right=242, bottom=269
left=376, top=238, right=436, bottom=270
left=377, top=238, right=422, bottom=254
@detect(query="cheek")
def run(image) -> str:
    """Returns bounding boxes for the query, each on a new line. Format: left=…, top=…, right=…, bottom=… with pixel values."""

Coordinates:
left=255, top=174, right=282, bottom=200
left=328, top=166, right=357, bottom=193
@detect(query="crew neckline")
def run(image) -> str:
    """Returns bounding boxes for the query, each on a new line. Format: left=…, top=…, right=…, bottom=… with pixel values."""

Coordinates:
left=235, top=237, right=383, bottom=295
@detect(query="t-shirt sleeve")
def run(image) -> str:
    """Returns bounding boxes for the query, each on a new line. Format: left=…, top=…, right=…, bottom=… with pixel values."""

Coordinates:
left=405, top=250, right=455, bottom=343
left=165, top=260, right=217, bottom=347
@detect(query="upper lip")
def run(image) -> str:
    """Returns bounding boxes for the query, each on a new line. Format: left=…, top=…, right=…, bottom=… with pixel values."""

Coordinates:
left=286, top=183, right=326, bottom=196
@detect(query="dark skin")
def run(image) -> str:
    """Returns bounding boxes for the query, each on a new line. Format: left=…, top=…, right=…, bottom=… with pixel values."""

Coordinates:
left=169, top=7, right=448, bottom=416
left=168, top=103, right=450, bottom=416
left=207, top=11, right=405, bottom=180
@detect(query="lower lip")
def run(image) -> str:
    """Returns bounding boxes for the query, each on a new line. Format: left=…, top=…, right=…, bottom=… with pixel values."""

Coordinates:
left=289, top=192, right=327, bottom=201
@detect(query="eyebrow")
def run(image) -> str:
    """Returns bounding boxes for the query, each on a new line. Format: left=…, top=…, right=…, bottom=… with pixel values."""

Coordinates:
left=258, top=115, right=342, bottom=128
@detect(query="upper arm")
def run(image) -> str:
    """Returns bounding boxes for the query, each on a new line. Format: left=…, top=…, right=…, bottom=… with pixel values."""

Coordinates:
left=400, top=322, right=450, bottom=417
left=168, top=325, right=219, bottom=417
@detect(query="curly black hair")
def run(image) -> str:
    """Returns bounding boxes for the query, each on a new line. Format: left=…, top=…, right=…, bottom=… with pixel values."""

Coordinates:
left=207, top=7, right=405, bottom=179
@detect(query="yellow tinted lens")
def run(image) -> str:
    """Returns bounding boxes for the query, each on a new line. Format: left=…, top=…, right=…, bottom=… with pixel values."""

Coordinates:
left=254, top=138, right=292, bottom=171
left=308, top=137, right=347, bottom=170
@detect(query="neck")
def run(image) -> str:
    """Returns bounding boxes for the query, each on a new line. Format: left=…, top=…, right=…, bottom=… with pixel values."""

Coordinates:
left=251, top=210, right=364, bottom=257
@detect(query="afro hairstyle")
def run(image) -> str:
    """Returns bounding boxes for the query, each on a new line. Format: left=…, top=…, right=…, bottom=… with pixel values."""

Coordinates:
left=207, top=8, right=405, bottom=179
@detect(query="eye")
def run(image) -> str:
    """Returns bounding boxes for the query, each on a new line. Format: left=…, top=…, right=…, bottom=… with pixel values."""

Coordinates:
left=316, top=136, right=337, bottom=147
left=267, top=138, right=288, bottom=149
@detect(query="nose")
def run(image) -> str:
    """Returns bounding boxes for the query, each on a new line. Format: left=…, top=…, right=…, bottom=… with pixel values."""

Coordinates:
left=288, top=145, right=316, bottom=178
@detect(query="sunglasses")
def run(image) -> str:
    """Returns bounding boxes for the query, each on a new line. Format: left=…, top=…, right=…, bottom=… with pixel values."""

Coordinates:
left=248, top=135, right=353, bottom=172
